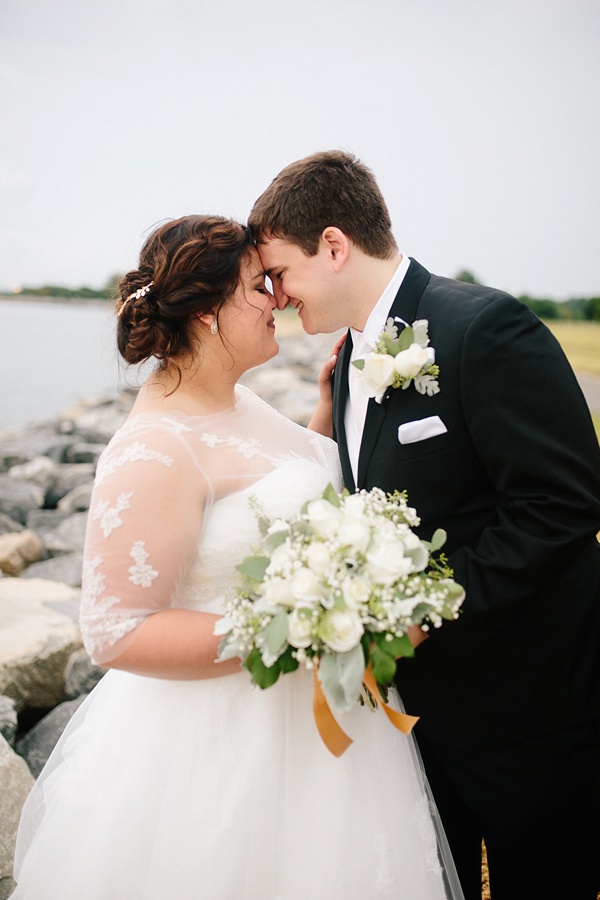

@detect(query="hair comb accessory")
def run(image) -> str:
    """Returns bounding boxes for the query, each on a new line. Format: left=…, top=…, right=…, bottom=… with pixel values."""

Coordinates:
left=118, top=281, right=154, bottom=317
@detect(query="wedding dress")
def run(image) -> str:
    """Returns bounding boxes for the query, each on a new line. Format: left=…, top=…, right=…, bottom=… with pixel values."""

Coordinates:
left=13, top=386, right=463, bottom=899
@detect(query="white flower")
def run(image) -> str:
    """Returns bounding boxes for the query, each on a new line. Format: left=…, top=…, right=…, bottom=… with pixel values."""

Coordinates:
left=262, top=576, right=295, bottom=607
left=288, top=608, right=314, bottom=648
left=267, top=519, right=290, bottom=537
left=320, top=608, right=364, bottom=653
left=291, top=567, right=324, bottom=604
left=366, top=538, right=413, bottom=585
left=266, top=540, right=295, bottom=575
left=401, top=532, right=430, bottom=572
left=305, top=499, right=342, bottom=537
left=393, top=343, right=430, bottom=380
left=341, top=493, right=367, bottom=516
left=360, top=353, right=396, bottom=398
left=337, top=518, right=372, bottom=554
left=342, top=573, right=372, bottom=609
left=411, top=319, right=430, bottom=347
left=305, top=542, right=331, bottom=576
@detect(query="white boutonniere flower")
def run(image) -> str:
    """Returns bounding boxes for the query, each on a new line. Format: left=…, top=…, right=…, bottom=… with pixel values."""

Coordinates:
left=353, top=318, right=440, bottom=403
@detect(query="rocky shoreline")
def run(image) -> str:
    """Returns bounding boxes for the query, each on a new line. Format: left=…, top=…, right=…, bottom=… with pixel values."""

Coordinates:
left=0, top=330, right=337, bottom=896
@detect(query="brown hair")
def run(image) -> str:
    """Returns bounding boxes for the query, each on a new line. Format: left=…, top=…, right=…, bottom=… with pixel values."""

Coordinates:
left=116, top=215, right=252, bottom=366
left=248, top=150, right=397, bottom=259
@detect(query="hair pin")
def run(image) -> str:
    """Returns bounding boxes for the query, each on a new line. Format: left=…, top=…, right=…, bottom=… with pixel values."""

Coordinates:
left=118, top=281, right=154, bottom=317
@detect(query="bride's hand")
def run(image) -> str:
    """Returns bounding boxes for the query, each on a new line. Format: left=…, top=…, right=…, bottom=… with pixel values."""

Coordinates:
left=309, top=333, right=347, bottom=437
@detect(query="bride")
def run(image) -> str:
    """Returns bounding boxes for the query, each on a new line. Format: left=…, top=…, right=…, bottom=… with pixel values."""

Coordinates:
left=12, top=215, right=464, bottom=899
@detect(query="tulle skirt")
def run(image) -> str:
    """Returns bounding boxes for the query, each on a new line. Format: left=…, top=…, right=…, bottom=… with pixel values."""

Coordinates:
left=13, top=667, right=463, bottom=899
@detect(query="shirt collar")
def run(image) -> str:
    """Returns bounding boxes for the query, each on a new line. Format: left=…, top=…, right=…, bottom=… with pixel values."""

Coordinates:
left=350, top=254, right=411, bottom=353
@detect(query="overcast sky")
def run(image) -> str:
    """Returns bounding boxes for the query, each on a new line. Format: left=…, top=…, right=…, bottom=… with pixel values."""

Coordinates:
left=1, top=0, right=599, bottom=300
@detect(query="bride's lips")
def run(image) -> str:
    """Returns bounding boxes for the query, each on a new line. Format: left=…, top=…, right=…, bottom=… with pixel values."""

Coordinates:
left=267, top=316, right=275, bottom=329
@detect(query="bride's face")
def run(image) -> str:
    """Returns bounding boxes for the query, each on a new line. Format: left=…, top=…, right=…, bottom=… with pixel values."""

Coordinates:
left=217, top=248, right=279, bottom=372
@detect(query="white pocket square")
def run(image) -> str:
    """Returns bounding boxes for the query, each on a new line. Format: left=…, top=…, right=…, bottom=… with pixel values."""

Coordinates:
left=398, top=416, right=448, bottom=445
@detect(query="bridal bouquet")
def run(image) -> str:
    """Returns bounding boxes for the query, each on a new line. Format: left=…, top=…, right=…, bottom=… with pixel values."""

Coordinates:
left=216, top=484, right=464, bottom=752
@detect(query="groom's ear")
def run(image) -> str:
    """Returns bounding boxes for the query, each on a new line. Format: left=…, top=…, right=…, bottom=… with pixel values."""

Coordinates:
left=320, top=227, right=349, bottom=272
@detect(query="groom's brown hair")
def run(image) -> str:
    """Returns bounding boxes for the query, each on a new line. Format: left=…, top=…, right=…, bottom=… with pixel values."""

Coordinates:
left=248, top=150, right=397, bottom=259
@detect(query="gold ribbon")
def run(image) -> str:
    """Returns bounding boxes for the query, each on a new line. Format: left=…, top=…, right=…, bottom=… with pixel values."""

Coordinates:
left=313, top=663, right=419, bottom=757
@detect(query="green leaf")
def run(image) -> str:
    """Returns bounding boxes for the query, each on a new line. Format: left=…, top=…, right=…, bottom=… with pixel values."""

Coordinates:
left=370, top=644, right=397, bottom=684
left=278, top=646, right=299, bottom=674
left=236, top=556, right=270, bottom=581
left=245, top=648, right=281, bottom=689
left=382, top=333, right=400, bottom=357
left=264, top=610, right=289, bottom=656
left=385, top=633, right=415, bottom=659
left=351, top=359, right=365, bottom=371
left=264, top=530, right=288, bottom=553
left=397, top=326, right=414, bottom=351
left=429, top=528, right=447, bottom=552
left=322, top=483, right=341, bottom=507
left=319, top=644, right=365, bottom=714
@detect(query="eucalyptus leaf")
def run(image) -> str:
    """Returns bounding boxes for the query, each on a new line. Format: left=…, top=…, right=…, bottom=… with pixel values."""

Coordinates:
left=397, top=326, right=414, bottom=351
left=264, top=530, right=289, bottom=553
left=264, top=610, right=289, bottom=656
left=236, top=556, right=270, bottom=581
left=429, top=528, right=447, bottom=552
left=385, top=633, right=415, bottom=659
left=319, top=644, right=365, bottom=714
left=322, top=483, right=341, bottom=507
left=351, top=359, right=365, bottom=371
left=382, top=334, right=400, bottom=357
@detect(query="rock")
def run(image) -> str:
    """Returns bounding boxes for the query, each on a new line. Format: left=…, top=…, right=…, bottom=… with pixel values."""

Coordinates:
left=27, top=512, right=88, bottom=558
left=0, top=696, right=17, bottom=746
left=0, top=477, right=44, bottom=525
left=64, top=648, right=105, bottom=699
left=0, top=425, right=75, bottom=470
left=0, top=531, right=42, bottom=576
left=8, top=456, right=57, bottom=493
left=0, top=734, right=34, bottom=888
left=44, top=463, right=95, bottom=509
left=64, top=442, right=106, bottom=464
left=57, top=480, right=93, bottom=513
left=0, top=514, right=23, bottom=536
left=20, top=552, right=84, bottom=587
left=0, top=577, right=82, bottom=711
left=16, top=696, right=86, bottom=778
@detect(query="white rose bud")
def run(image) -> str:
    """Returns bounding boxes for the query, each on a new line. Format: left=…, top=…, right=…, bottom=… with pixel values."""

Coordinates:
left=366, top=538, right=413, bottom=585
left=305, top=542, right=331, bottom=576
left=266, top=540, right=294, bottom=575
left=393, top=343, right=429, bottom=379
left=288, top=608, right=314, bottom=649
left=262, top=576, right=295, bottom=607
left=337, top=519, right=371, bottom=554
left=320, top=608, right=364, bottom=653
left=291, top=567, right=324, bottom=604
left=360, top=353, right=396, bottom=398
left=306, top=499, right=342, bottom=537
left=341, top=573, right=372, bottom=609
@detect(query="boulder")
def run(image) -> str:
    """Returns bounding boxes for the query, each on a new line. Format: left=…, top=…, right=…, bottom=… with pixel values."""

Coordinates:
left=16, top=696, right=86, bottom=778
left=20, top=552, right=84, bottom=587
left=0, top=477, right=44, bottom=525
left=0, top=531, right=42, bottom=576
left=44, top=463, right=95, bottom=508
left=64, top=442, right=106, bottom=465
left=0, top=513, right=24, bottom=536
left=8, top=456, right=57, bottom=494
left=0, top=734, right=34, bottom=890
left=57, top=481, right=93, bottom=513
left=27, top=512, right=88, bottom=558
left=0, top=696, right=17, bottom=746
left=0, top=578, right=82, bottom=711
left=64, top=648, right=105, bottom=699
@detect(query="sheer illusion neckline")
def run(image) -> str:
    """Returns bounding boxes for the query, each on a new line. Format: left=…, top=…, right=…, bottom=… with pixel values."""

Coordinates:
left=125, top=385, right=249, bottom=427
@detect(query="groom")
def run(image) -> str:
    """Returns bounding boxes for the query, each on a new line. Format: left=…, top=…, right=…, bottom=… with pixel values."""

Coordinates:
left=249, top=151, right=600, bottom=900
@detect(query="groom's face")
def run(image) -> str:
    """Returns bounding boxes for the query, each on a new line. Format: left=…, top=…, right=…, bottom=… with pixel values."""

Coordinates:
left=258, top=236, right=343, bottom=335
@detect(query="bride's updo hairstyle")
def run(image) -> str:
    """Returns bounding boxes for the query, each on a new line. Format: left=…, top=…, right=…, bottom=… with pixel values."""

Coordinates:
left=117, top=215, right=253, bottom=366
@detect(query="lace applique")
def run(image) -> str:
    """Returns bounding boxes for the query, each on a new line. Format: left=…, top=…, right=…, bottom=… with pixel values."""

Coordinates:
left=201, top=434, right=219, bottom=448
left=91, top=491, right=133, bottom=538
left=96, top=442, right=173, bottom=485
left=413, top=797, right=443, bottom=875
left=80, top=555, right=144, bottom=657
left=128, top=541, right=159, bottom=587
left=226, top=436, right=261, bottom=459
left=161, top=417, right=193, bottom=434
left=371, top=832, right=397, bottom=894
left=199, top=432, right=298, bottom=465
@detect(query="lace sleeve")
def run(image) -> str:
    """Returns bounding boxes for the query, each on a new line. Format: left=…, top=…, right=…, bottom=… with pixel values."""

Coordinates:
left=79, top=421, right=211, bottom=665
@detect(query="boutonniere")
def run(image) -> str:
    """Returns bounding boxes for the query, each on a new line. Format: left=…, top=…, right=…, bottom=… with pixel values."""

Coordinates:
left=352, top=318, right=440, bottom=403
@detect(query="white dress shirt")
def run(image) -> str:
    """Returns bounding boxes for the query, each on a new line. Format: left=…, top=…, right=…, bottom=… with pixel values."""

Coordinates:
left=345, top=254, right=411, bottom=483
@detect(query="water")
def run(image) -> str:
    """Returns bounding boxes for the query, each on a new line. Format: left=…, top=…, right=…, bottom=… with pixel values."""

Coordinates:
left=0, top=298, right=143, bottom=430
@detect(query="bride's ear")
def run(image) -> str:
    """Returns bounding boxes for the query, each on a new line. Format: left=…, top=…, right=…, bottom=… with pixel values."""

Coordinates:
left=320, top=227, right=349, bottom=272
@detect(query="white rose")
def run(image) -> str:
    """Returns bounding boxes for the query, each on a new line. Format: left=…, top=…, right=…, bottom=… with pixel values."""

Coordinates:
left=305, top=542, right=332, bottom=576
left=401, top=532, right=429, bottom=572
left=291, top=567, right=324, bottom=604
left=360, top=353, right=396, bottom=398
left=266, top=540, right=295, bottom=575
left=266, top=519, right=290, bottom=537
left=320, top=608, right=364, bottom=653
left=306, top=499, right=342, bottom=537
left=337, top=519, right=371, bottom=553
left=262, top=576, right=295, bottom=607
left=393, top=343, right=429, bottom=379
left=287, top=608, right=314, bottom=649
left=342, top=573, right=372, bottom=609
left=341, top=493, right=366, bottom=516
left=366, top=538, right=413, bottom=585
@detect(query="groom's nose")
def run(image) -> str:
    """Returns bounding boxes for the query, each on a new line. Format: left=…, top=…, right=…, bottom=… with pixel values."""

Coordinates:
left=272, top=282, right=290, bottom=310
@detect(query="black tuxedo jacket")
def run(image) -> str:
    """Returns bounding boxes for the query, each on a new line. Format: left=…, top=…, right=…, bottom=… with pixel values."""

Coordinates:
left=332, top=259, right=600, bottom=750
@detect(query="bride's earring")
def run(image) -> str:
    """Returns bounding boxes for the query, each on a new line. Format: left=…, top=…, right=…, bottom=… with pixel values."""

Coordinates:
left=210, top=320, right=219, bottom=335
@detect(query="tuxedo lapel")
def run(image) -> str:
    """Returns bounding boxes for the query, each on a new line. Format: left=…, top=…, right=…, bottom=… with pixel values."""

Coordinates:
left=332, top=329, right=355, bottom=491
left=356, top=259, right=432, bottom=488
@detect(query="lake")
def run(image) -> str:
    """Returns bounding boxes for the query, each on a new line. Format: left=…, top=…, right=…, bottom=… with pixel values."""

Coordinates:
left=0, top=298, right=145, bottom=430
